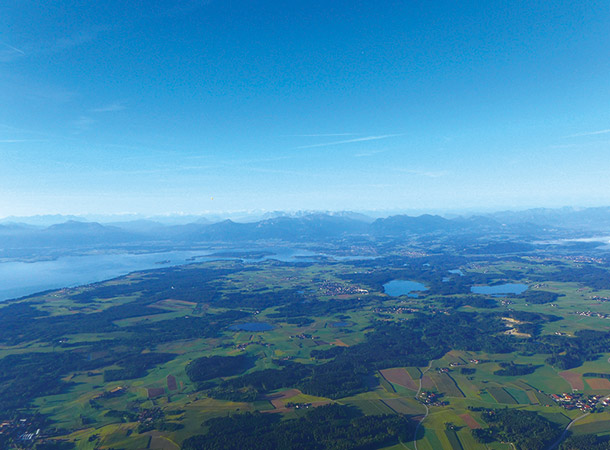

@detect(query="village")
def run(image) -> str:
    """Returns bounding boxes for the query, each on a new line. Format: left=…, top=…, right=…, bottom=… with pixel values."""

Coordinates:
left=318, top=281, right=369, bottom=296
left=550, top=392, right=610, bottom=412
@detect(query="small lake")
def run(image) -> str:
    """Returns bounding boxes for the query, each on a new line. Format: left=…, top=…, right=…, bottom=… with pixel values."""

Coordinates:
left=229, top=322, right=274, bottom=332
left=383, top=280, right=428, bottom=297
left=448, top=269, right=464, bottom=276
left=470, top=283, right=528, bottom=296
left=330, top=321, right=351, bottom=328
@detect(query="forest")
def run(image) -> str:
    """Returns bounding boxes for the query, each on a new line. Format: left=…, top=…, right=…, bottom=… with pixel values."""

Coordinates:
left=182, top=404, right=415, bottom=450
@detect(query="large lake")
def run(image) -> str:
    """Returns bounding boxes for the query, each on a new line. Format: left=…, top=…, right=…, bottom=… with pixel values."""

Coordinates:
left=470, top=283, right=528, bottom=295
left=0, top=247, right=337, bottom=302
left=383, top=280, right=428, bottom=297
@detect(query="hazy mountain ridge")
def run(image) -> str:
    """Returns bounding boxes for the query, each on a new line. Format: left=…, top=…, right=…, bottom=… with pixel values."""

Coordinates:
left=2, top=207, right=609, bottom=258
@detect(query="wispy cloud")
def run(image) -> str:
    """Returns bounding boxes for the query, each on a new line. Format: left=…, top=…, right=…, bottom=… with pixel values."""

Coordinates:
left=0, top=41, right=26, bottom=62
left=0, top=139, right=46, bottom=143
left=46, top=27, right=106, bottom=54
left=1, top=27, right=107, bottom=63
left=565, top=129, right=610, bottom=138
left=354, top=149, right=389, bottom=157
left=71, top=116, right=95, bottom=132
left=549, top=139, right=610, bottom=150
left=394, top=168, right=449, bottom=178
left=285, top=133, right=356, bottom=137
left=91, top=102, right=126, bottom=113
left=296, top=134, right=402, bottom=149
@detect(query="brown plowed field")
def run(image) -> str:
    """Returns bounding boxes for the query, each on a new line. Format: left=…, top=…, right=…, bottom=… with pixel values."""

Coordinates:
left=379, top=368, right=418, bottom=390
left=586, top=378, right=610, bottom=390
left=421, top=375, right=435, bottom=389
left=460, top=413, right=481, bottom=429
left=147, top=387, right=165, bottom=398
left=559, top=371, right=584, bottom=390
left=267, top=388, right=301, bottom=409
left=263, top=389, right=330, bottom=413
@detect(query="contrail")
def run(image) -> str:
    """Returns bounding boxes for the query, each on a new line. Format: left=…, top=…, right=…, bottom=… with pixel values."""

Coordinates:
left=565, top=129, right=610, bottom=138
left=297, top=134, right=402, bottom=149
left=1, top=41, right=25, bottom=55
left=284, top=133, right=356, bottom=137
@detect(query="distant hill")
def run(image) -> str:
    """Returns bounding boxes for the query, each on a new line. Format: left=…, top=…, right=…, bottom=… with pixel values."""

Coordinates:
left=489, top=206, right=610, bottom=231
left=2, top=207, right=609, bottom=259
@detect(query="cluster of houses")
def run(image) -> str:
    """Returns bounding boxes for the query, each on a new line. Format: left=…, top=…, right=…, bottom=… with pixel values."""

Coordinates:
left=285, top=402, right=312, bottom=409
left=561, top=255, right=604, bottom=264
left=572, top=310, right=610, bottom=319
left=93, top=386, right=125, bottom=400
left=290, top=333, right=316, bottom=340
left=0, top=416, right=47, bottom=448
left=373, top=306, right=418, bottom=315
left=550, top=392, right=609, bottom=411
left=417, top=391, right=448, bottom=407
left=318, top=281, right=368, bottom=296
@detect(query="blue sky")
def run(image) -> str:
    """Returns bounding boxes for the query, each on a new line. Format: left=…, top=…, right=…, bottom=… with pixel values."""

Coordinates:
left=1, top=0, right=609, bottom=217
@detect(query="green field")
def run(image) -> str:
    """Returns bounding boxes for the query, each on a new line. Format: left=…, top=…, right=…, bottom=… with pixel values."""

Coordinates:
left=2, top=255, right=610, bottom=449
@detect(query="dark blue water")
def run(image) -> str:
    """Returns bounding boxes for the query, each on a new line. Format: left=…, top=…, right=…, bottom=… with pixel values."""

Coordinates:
left=383, top=280, right=428, bottom=297
left=229, top=322, right=274, bottom=331
left=470, top=284, right=528, bottom=295
left=330, top=321, right=351, bottom=328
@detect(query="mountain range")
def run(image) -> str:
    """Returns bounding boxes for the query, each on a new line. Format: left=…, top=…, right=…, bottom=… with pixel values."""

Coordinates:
left=4, top=206, right=610, bottom=256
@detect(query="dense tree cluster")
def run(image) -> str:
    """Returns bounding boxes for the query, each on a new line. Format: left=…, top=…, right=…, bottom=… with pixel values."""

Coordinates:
left=494, top=362, right=538, bottom=376
left=71, top=266, right=241, bottom=303
left=182, top=404, right=414, bottom=450
left=437, top=295, right=498, bottom=309
left=520, top=290, right=563, bottom=304
left=207, top=312, right=513, bottom=400
left=186, top=355, right=251, bottom=384
left=0, top=352, right=92, bottom=412
left=560, top=434, right=610, bottom=450
left=473, top=408, right=562, bottom=449
left=541, top=330, right=610, bottom=369
left=530, top=265, right=610, bottom=290
left=103, top=352, right=175, bottom=382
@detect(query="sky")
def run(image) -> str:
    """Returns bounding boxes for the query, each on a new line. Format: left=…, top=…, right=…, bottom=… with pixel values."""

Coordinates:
left=1, top=0, right=609, bottom=217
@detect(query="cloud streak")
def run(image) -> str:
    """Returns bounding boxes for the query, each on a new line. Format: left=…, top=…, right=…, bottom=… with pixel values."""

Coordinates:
left=91, top=102, right=126, bottom=113
left=285, top=133, right=356, bottom=137
left=354, top=149, right=389, bottom=157
left=296, top=134, right=401, bottom=149
left=0, top=139, right=46, bottom=143
left=394, top=168, right=449, bottom=178
left=1, top=41, right=25, bottom=55
left=565, top=129, right=610, bottom=138
left=71, top=116, right=95, bottom=132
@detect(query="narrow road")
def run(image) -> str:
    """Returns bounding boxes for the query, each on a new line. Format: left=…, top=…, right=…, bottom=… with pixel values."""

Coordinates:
left=413, top=362, right=433, bottom=450
left=546, top=412, right=590, bottom=450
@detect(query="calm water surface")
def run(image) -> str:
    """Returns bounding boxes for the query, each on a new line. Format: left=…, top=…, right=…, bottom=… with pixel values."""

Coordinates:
left=0, top=247, right=338, bottom=302
left=383, top=280, right=428, bottom=297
